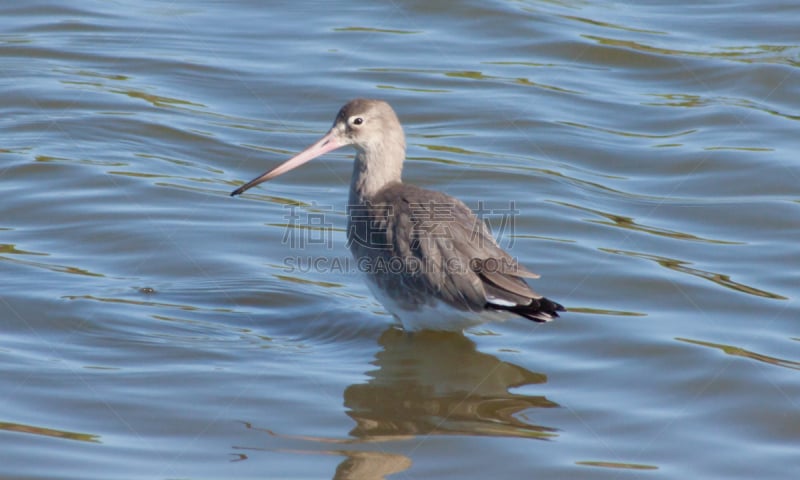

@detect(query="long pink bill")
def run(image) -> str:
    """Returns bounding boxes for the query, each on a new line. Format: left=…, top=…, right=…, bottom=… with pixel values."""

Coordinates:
left=230, top=129, right=344, bottom=197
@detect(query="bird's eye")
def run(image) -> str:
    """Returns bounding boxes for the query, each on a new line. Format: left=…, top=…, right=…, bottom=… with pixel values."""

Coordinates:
left=352, top=117, right=364, bottom=126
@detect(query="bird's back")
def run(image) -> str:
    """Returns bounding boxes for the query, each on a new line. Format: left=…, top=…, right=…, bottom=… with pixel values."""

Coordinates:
left=347, top=183, right=562, bottom=329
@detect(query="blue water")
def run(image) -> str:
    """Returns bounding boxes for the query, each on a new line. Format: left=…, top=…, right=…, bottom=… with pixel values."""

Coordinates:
left=1, top=1, right=798, bottom=478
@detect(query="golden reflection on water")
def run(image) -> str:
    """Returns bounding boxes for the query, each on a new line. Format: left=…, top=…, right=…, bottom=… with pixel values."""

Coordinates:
left=583, top=34, right=787, bottom=63
left=63, top=294, right=234, bottom=314
left=333, top=27, right=420, bottom=34
left=576, top=460, right=658, bottom=470
left=1, top=246, right=105, bottom=278
left=645, top=93, right=800, bottom=122
left=55, top=68, right=130, bottom=82
left=109, top=89, right=206, bottom=109
left=557, top=201, right=742, bottom=245
left=0, top=421, right=100, bottom=443
left=57, top=67, right=207, bottom=112
left=377, top=84, right=450, bottom=94
left=0, top=243, right=48, bottom=256
left=678, top=337, right=800, bottom=371
left=35, top=154, right=127, bottom=167
left=568, top=306, right=646, bottom=317
left=559, top=15, right=666, bottom=35
left=602, top=248, right=787, bottom=300
left=363, top=67, right=580, bottom=94
left=558, top=120, right=696, bottom=139
left=272, top=274, right=344, bottom=289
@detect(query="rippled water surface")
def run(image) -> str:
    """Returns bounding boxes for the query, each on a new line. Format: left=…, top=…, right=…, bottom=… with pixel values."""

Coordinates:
left=2, top=1, right=798, bottom=479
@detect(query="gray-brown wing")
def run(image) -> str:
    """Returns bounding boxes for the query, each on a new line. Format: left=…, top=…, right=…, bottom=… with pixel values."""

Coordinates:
left=363, top=183, right=547, bottom=312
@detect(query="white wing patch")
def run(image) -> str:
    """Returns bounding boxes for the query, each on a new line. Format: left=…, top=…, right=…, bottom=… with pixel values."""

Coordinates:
left=486, top=296, right=518, bottom=307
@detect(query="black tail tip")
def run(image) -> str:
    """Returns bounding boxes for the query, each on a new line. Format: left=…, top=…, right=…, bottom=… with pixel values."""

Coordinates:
left=488, top=296, right=566, bottom=323
left=528, top=297, right=565, bottom=322
left=544, top=297, right=566, bottom=313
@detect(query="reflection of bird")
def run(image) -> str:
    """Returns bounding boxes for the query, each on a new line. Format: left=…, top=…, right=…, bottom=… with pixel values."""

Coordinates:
left=343, top=328, right=558, bottom=439
left=234, top=328, right=558, bottom=478
left=232, top=99, right=564, bottom=330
